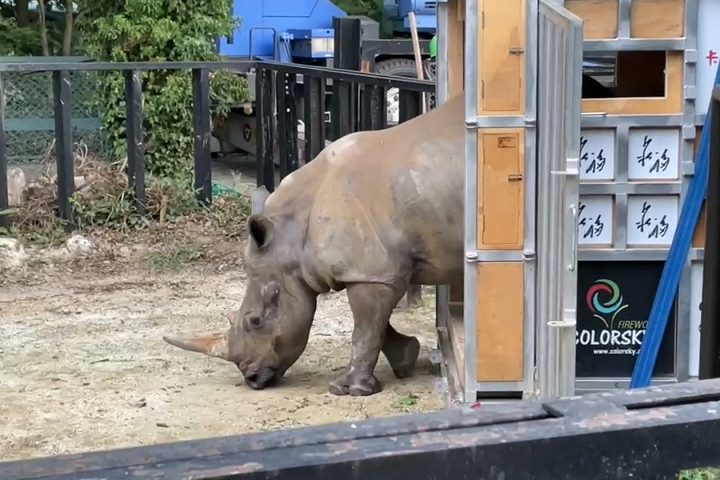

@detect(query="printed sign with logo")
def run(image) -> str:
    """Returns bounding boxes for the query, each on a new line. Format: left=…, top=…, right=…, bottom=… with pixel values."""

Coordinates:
left=576, top=261, right=676, bottom=378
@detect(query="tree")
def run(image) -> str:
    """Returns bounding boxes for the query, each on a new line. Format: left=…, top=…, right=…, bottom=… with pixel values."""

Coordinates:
left=76, top=0, right=249, bottom=179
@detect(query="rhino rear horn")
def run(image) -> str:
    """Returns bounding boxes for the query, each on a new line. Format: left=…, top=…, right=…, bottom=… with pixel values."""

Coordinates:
left=162, top=332, right=230, bottom=361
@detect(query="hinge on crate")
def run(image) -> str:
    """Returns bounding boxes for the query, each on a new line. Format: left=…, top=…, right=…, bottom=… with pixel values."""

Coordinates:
left=509, top=47, right=524, bottom=55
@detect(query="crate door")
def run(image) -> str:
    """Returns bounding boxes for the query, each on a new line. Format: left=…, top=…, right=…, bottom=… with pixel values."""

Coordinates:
left=536, top=0, right=583, bottom=399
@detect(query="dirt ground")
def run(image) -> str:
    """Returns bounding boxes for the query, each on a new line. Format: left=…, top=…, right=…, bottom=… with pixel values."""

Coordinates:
left=0, top=232, right=445, bottom=462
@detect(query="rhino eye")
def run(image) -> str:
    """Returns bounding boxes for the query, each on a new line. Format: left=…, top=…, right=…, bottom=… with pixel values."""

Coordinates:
left=248, top=315, right=262, bottom=327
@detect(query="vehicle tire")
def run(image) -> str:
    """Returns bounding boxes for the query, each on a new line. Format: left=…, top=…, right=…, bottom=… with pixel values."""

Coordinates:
left=375, top=58, right=418, bottom=78
left=375, top=58, right=418, bottom=125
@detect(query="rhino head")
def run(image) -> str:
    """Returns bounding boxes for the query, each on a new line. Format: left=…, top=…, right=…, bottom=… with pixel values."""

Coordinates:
left=163, top=187, right=318, bottom=390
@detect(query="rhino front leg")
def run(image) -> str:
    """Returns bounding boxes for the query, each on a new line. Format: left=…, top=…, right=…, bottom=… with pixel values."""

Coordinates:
left=328, top=282, right=405, bottom=396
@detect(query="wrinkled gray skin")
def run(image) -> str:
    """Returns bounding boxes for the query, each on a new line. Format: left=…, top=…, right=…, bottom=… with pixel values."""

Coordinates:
left=163, top=94, right=465, bottom=396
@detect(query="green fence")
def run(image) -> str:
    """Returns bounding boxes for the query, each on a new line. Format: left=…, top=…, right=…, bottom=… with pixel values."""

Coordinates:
left=1, top=56, right=109, bottom=163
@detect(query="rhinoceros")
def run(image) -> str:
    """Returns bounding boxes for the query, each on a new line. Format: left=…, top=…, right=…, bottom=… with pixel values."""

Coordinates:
left=163, top=75, right=611, bottom=397
left=164, top=92, right=465, bottom=397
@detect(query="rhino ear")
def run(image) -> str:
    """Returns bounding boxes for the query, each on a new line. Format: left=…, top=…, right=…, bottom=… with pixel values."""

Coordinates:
left=248, top=214, right=274, bottom=250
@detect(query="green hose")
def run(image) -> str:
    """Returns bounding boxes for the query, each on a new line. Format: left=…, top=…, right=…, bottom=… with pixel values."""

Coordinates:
left=211, top=181, right=241, bottom=197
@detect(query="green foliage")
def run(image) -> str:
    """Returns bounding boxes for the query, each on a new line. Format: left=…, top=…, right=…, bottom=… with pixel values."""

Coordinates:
left=330, top=0, right=383, bottom=21
left=680, top=468, right=720, bottom=480
left=0, top=16, right=43, bottom=55
left=76, top=0, right=249, bottom=179
left=0, top=0, right=78, bottom=56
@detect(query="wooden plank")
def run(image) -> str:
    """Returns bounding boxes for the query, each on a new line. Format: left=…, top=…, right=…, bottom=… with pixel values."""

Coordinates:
left=477, top=0, right=525, bottom=114
left=450, top=314, right=466, bottom=386
left=565, top=0, right=618, bottom=39
left=448, top=0, right=465, bottom=97
left=582, top=52, right=684, bottom=115
left=630, top=0, right=684, bottom=38
left=476, top=262, right=524, bottom=381
left=477, top=130, right=525, bottom=249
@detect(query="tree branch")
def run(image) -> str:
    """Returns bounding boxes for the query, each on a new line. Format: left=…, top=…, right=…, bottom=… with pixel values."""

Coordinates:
left=62, top=0, right=73, bottom=55
left=37, top=0, right=50, bottom=56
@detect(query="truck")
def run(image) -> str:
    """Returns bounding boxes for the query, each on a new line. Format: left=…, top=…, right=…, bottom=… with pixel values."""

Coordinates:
left=210, top=0, right=438, bottom=158
left=210, top=0, right=615, bottom=160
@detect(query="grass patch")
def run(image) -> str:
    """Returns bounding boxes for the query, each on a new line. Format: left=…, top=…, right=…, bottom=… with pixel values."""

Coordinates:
left=394, top=393, right=420, bottom=411
left=680, top=468, right=720, bottom=480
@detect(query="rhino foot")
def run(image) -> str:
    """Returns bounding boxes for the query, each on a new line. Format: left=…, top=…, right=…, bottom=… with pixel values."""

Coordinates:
left=328, top=369, right=383, bottom=396
left=382, top=328, right=421, bottom=379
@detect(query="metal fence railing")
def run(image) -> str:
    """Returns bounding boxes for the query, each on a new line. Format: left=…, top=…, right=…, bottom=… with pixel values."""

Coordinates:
left=0, top=56, right=108, bottom=162
left=0, top=57, right=436, bottom=231
left=252, top=60, right=434, bottom=193
left=0, top=60, right=255, bottom=230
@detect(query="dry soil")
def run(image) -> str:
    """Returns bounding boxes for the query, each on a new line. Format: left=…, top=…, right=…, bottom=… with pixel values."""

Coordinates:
left=0, top=235, right=444, bottom=462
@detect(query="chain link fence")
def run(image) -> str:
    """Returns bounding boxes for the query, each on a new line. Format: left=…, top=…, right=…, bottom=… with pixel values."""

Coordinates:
left=2, top=57, right=109, bottom=166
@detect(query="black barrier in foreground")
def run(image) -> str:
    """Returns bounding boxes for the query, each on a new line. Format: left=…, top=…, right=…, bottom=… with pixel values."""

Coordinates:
left=3, top=379, right=720, bottom=479
left=0, top=60, right=254, bottom=230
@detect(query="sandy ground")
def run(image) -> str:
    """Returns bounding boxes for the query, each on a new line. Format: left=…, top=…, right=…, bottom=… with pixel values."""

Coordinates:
left=0, top=236, right=445, bottom=462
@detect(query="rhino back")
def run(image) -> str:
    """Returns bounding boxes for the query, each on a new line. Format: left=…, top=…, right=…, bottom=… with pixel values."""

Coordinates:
left=307, top=94, right=466, bottom=288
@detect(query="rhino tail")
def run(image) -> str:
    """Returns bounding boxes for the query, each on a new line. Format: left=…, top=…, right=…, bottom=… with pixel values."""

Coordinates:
left=162, top=332, right=230, bottom=360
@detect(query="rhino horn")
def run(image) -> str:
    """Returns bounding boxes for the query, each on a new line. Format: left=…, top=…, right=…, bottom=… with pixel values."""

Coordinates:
left=162, top=332, right=230, bottom=360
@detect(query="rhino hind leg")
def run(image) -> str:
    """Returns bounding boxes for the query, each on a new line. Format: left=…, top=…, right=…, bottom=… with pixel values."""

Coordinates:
left=328, top=282, right=406, bottom=397
left=382, top=324, right=421, bottom=379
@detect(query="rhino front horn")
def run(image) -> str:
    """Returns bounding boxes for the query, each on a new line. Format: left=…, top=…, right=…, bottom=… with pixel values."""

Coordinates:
left=162, top=332, right=230, bottom=361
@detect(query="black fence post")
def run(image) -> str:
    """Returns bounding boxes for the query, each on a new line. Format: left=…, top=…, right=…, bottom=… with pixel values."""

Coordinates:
left=399, top=90, right=422, bottom=123
left=124, top=69, right=145, bottom=215
left=0, top=72, right=8, bottom=230
left=52, top=70, right=76, bottom=230
left=331, top=16, right=362, bottom=140
left=255, top=66, right=276, bottom=192
left=700, top=86, right=720, bottom=380
left=275, top=72, right=299, bottom=179
left=360, top=85, right=387, bottom=131
left=192, top=68, right=212, bottom=205
left=303, top=76, right=325, bottom=164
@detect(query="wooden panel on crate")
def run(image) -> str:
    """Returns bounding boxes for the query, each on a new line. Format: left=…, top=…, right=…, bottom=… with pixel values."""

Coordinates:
left=448, top=0, right=465, bottom=96
left=565, top=0, right=618, bottom=39
left=693, top=127, right=705, bottom=248
left=477, top=130, right=524, bottom=249
left=476, top=262, right=524, bottom=382
left=630, top=0, right=684, bottom=38
left=582, top=52, right=684, bottom=115
left=449, top=282, right=464, bottom=321
left=694, top=201, right=706, bottom=248
left=449, top=284, right=464, bottom=303
left=477, top=0, right=525, bottom=114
